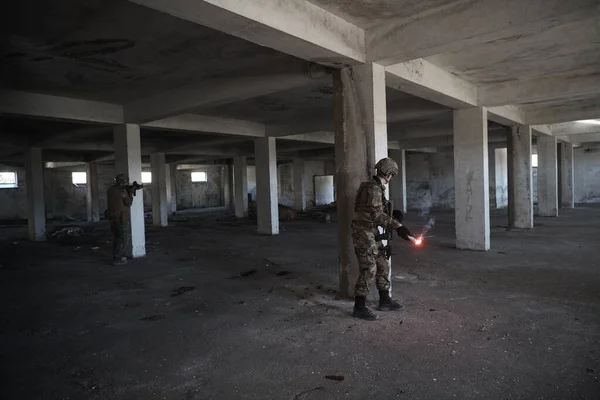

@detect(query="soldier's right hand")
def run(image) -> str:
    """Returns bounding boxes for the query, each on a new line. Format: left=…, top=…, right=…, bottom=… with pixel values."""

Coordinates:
left=396, top=225, right=413, bottom=241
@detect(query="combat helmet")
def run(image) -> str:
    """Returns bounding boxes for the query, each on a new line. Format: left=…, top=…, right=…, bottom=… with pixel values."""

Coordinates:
left=115, top=173, right=128, bottom=185
left=375, top=157, right=398, bottom=177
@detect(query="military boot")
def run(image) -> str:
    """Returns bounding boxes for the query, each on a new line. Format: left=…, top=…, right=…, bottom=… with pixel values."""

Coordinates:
left=378, top=290, right=405, bottom=311
left=112, top=256, right=127, bottom=266
left=352, top=296, right=378, bottom=321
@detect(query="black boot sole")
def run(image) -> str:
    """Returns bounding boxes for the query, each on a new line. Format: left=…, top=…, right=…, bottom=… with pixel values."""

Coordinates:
left=378, top=304, right=405, bottom=311
left=352, top=309, right=378, bottom=321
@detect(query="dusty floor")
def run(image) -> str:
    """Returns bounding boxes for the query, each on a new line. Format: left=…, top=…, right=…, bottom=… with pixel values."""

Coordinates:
left=1, top=206, right=599, bottom=400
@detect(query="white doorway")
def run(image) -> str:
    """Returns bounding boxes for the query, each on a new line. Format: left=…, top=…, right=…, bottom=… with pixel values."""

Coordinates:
left=314, top=175, right=334, bottom=206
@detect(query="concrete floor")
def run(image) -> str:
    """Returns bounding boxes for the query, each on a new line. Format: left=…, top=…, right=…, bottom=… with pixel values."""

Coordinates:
left=1, top=207, right=599, bottom=400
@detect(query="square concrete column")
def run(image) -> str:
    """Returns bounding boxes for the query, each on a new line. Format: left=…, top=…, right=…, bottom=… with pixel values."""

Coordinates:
left=494, top=148, right=508, bottom=209
left=114, top=124, right=146, bottom=257
left=169, top=163, right=177, bottom=213
left=389, top=149, right=407, bottom=213
left=26, top=147, right=45, bottom=241
left=508, top=125, right=533, bottom=228
left=293, top=158, right=306, bottom=212
left=559, top=142, right=575, bottom=209
left=254, top=137, right=279, bottom=235
left=333, top=63, right=388, bottom=297
left=453, top=107, right=490, bottom=251
left=537, top=136, right=558, bottom=217
left=150, top=152, right=168, bottom=227
left=233, top=156, right=248, bottom=218
left=222, top=164, right=232, bottom=210
left=85, top=161, right=100, bottom=222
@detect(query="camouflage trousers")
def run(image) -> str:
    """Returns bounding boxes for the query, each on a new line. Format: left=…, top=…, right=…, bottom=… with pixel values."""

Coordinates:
left=352, top=229, right=390, bottom=297
left=110, top=214, right=131, bottom=259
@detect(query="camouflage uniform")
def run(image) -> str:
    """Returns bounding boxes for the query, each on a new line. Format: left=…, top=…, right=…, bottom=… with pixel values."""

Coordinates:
left=352, top=176, right=401, bottom=297
left=106, top=179, right=133, bottom=261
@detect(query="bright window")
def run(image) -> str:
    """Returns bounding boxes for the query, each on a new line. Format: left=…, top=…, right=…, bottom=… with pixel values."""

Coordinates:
left=142, top=172, right=152, bottom=183
left=72, top=172, right=87, bottom=185
left=532, top=154, right=538, bottom=168
left=0, top=171, right=18, bottom=188
left=191, top=171, right=207, bottom=182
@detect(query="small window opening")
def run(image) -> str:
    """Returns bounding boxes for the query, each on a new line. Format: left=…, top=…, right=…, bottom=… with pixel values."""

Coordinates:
left=72, top=172, right=87, bottom=186
left=191, top=171, right=207, bottom=182
left=532, top=154, right=538, bottom=168
left=0, top=171, right=18, bottom=189
left=141, top=171, right=152, bottom=183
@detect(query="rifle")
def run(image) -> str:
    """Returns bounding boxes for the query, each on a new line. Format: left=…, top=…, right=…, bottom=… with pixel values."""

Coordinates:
left=126, top=181, right=144, bottom=197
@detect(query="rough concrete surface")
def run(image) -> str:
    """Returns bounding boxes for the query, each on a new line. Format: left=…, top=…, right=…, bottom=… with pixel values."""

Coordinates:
left=1, top=207, right=599, bottom=399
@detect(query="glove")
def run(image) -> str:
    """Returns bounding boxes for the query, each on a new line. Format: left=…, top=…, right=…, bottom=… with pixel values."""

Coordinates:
left=396, top=225, right=413, bottom=241
left=392, top=209, right=404, bottom=223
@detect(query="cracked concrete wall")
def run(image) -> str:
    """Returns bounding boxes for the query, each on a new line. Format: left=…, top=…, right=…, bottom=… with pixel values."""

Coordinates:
left=173, top=166, right=224, bottom=210
left=574, top=148, right=600, bottom=203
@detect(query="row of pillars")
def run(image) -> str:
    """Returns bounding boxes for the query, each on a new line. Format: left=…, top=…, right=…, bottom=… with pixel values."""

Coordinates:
left=25, top=128, right=286, bottom=256
left=333, top=63, right=576, bottom=296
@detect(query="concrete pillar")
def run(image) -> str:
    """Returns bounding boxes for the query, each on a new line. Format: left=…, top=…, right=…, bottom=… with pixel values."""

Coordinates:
left=150, top=152, right=168, bottom=227
left=293, top=158, right=306, bottom=211
left=453, top=107, right=490, bottom=251
left=494, top=148, right=508, bottom=208
left=165, top=163, right=172, bottom=214
left=233, top=156, right=248, bottom=218
left=389, top=149, right=407, bottom=213
left=169, top=163, right=177, bottom=213
left=508, top=125, right=533, bottom=229
left=222, top=164, right=232, bottom=210
left=254, top=137, right=279, bottom=235
left=114, top=124, right=146, bottom=257
left=333, top=63, right=388, bottom=297
left=537, top=136, right=558, bottom=217
left=26, top=147, right=45, bottom=241
left=559, top=142, right=575, bottom=209
left=85, top=161, right=100, bottom=222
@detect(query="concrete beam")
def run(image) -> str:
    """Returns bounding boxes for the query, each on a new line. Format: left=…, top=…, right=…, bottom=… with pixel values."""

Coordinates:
left=386, top=59, right=478, bottom=109
left=128, top=0, right=365, bottom=66
left=549, top=121, right=600, bottom=135
left=563, top=133, right=600, bottom=144
left=480, top=74, right=600, bottom=107
left=385, top=60, right=524, bottom=125
left=143, top=114, right=265, bottom=137
left=125, top=61, right=329, bottom=123
left=34, top=127, right=110, bottom=147
left=367, top=0, right=597, bottom=65
left=0, top=90, right=123, bottom=123
left=526, top=103, right=600, bottom=125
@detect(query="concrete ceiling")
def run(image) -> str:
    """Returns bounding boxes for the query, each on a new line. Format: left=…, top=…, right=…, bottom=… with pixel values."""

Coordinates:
left=306, top=0, right=461, bottom=29
left=0, top=0, right=304, bottom=103
left=425, top=16, right=600, bottom=85
left=1, top=0, right=600, bottom=164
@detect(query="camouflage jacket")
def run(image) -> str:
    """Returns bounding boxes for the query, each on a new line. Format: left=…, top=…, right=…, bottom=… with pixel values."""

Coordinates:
left=106, top=184, right=133, bottom=218
left=352, top=176, right=401, bottom=231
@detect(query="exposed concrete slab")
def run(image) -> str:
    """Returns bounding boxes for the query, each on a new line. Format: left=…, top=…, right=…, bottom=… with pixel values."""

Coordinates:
left=129, top=0, right=366, bottom=65
left=368, top=0, right=597, bottom=65
left=453, top=107, right=490, bottom=251
left=508, top=126, right=534, bottom=229
left=537, top=136, right=559, bottom=217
